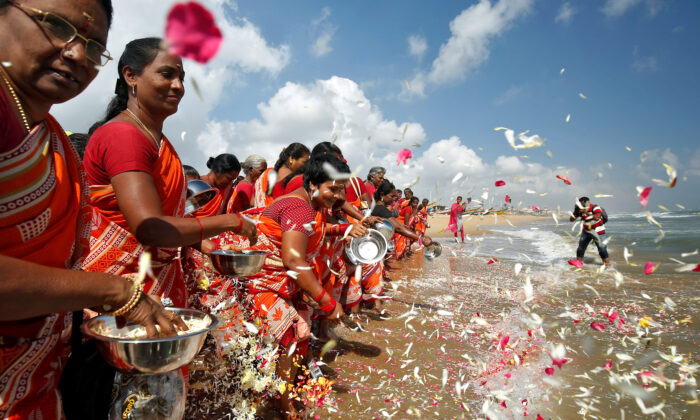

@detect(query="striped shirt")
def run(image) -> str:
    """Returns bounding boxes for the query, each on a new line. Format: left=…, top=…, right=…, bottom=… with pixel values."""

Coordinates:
left=582, top=204, right=605, bottom=234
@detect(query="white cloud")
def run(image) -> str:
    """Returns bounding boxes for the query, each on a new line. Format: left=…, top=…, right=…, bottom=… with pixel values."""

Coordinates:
left=309, top=7, right=336, bottom=57
left=555, top=2, right=576, bottom=24
left=632, top=55, right=658, bottom=72
left=408, top=35, right=428, bottom=60
left=51, top=0, right=290, bottom=169
left=403, top=0, right=532, bottom=98
left=601, top=0, right=663, bottom=18
left=492, top=85, right=523, bottom=105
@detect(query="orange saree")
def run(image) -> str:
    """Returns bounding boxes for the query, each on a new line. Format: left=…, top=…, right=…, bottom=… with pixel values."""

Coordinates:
left=245, top=197, right=326, bottom=342
left=81, top=134, right=188, bottom=307
left=253, top=168, right=275, bottom=208
left=0, top=115, right=91, bottom=420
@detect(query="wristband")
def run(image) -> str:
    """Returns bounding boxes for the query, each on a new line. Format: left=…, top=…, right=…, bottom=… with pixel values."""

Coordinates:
left=195, top=218, right=204, bottom=242
left=319, top=297, right=337, bottom=315
left=313, top=288, right=327, bottom=303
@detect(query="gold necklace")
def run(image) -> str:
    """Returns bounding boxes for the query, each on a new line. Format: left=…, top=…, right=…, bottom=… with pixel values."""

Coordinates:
left=123, top=108, right=160, bottom=147
left=0, top=69, right=31, bottom=133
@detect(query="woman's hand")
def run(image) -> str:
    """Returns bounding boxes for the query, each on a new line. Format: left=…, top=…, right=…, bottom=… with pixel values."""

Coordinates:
left=362, top=216, right=383, bottom=226
left=119, top=293, right=188, bottom=338
left=200, top=239, right=218, bottom=254
left=422, top=235, right=433, bottom=246
left=235, top=214, right=258, bottom=244
left=326, top=301, right=345, bottom=325
left=348, top=224, right=368, bottom=239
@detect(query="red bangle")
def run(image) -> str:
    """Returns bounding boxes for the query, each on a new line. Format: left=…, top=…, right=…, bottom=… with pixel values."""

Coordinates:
left=320, top=297, right=337, bottom=315
left=313, top=288, right=327, bottom=303
left=196, top=218, right=204, bottom=242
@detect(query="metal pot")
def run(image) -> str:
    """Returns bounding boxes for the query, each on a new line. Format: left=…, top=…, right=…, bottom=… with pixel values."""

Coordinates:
left=208, top=249, right=267, bottom=277
left=184, top=180, right=217, bottom=215
left=345, top=228, right=388, bottom=265
left=81, top=308, right=217, bottom=374
left=423, top=241, right=443, bottom=260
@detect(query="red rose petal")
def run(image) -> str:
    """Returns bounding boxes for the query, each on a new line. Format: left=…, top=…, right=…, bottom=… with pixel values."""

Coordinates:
left=396, top=149, right=412, bottom=165
left=495, top=180, right=506, bottom=187
left=165, top=2, right=223, bottom=64
left=590, top=322, right=606, bottom=331
left=639, top=186, right=652, bottom=208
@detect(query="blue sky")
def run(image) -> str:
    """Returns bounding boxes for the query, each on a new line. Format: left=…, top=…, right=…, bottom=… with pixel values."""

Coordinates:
left=54, top=0, right=700, bottom=213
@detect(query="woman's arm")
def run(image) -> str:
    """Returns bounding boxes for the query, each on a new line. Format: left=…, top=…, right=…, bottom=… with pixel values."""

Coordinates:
left=0, top=255, right=184, bottom=336
left=111, top=171, right=257, bottom=247
left=280, top=230, right=344, bottom=322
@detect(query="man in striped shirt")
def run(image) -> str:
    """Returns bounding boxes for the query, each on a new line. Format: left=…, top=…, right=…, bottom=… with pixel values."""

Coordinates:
left=569, top=196, right=610, bottom=266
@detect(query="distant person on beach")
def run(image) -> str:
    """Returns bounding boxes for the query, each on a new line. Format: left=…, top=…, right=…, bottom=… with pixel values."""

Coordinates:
left=569, top=196, right=610, bottom=266
left=448, top=196, right=467, bottom=243
left=365, top=166, right=385, bottom=199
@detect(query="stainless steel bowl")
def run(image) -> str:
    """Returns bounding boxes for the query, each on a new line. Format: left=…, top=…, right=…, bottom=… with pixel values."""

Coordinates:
left=345, top=228, right=388, bottom=265
left=374, top=219, right=394, bottom=242
left=208, top=249, right=267, bottom=277
left=81, top=307, right=217, bottom=374
left=423, top=241, right=442, bottom=260
left=184, top=180, right=217, bottom=215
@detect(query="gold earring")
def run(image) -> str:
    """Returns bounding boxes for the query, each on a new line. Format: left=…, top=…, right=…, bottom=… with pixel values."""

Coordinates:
left=132, top=85, right=136, bottom=96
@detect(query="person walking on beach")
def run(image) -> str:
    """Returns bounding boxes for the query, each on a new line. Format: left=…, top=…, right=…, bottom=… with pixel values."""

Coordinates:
left=448, top=196, right=466, bottom=243
left=569, top=196, right=610, bottom=266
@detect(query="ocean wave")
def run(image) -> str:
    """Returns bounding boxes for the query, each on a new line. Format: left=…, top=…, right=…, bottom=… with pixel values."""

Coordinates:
left=610, top=211, right=699, bottom=219
left=490, top=228, right=575, bottom=264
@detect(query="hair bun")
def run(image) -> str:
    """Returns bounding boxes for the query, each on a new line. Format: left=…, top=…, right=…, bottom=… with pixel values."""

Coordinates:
left=206, top=157, right=215, bottom=169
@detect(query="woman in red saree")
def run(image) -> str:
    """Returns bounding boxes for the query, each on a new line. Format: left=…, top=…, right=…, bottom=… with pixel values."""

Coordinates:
left=191, top=153, right=240, bottom=217
left=254, top=143, right=309, bottom=208
left=364, top=166, right=385, bottom=200
left=447, top=196, right=466, bottom=243
left=242, top=155, right=356, bottom=417
left=415, top=198, right=430, bottom=237
left=0, top=4, right=181, bottom=419
left=82, top=38, right=256, bottom=308
left=227, top=154, right=266, bottom=214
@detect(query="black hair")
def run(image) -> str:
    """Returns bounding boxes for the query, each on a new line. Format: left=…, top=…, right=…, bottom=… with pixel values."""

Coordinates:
left=457, top=196, right=463, bottom=200
left=579, top=196, right=590, bottom=203
left=311, top=141, right=343, bottom=158
left=274, top=142, right=310, bottom=171
left=410, top=196, right=419, bottom=204
left=89, top=37, right=162, bottom=135
left=68, top=133, right=89, bottom=160
left=404, top=188, right=413, bottom=194
left=303, top=155, right=350, bottom=190
left=182, top=165, right=200, bottom=179
left=374, top=180, right=395, bottom=202
left=207, top=153, right=241, bottom=175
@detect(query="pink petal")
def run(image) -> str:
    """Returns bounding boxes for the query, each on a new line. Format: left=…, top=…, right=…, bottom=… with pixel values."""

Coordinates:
left=544, top=367, right=554, bottom=375
left=487, top=257, right=498, bottom=265
left=504, top=372, right=512, bottom=379
left=639, top=186, right=652, bottom=208
left=669, top=177, right=677, bottom=188
left=590, top=322, right=606, bottom=331
left=552, top=358, right=567, bottom=369
left=603, top=360, right=612, bottom=370
left=505, top=194, right=510, bottom=203
left=568, top=259, right=583, bottom=267
left=495, top=180, right=506, bottom=187
left=499, top=335, right=510, bottom=350
left=396, top=149, right=413, bottom=165
left=693, top=264, right=700, bottom=272
left=500, top=401, right=507, bottom=408
left=537, top=415, right=545, bottom=420
left=556, top=175, right=572, bottom=185
left=165, top=2, right=223, bottom=64
left=644, top=261, right=656, bottom=275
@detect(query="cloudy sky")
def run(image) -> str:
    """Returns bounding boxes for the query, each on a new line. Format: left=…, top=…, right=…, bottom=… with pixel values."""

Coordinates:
left=53, top=0, right=700, bottom=213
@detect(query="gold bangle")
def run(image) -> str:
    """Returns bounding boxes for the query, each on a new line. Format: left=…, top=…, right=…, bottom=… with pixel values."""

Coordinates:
left=103, top=287, right=143, bottom=317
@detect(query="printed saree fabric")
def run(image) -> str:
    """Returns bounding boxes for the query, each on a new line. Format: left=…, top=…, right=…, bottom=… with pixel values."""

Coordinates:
left=0, top=116, right=91, bottom=420
left=245, top=197, right=326, bottom=341
left=81, top=134, right=188, bottom=307
left=253, top=168, right=275, bottom=209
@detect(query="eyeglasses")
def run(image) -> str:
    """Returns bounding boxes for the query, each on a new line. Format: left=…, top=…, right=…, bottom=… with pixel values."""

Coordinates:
left=10, top=1, right=112, bottom=66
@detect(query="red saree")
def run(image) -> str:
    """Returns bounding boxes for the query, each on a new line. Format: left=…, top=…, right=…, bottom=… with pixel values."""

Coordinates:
left=0, top=115, right=91, bottom=420
left=253, top=168, right=275, bottom=208
left=245, top=197, right=326, bottom=342
left=81, top=133, right=188, bottom=307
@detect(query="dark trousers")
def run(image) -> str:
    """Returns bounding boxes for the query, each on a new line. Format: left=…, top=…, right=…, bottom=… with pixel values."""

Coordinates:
left=576, top=231, right=609, bottom=260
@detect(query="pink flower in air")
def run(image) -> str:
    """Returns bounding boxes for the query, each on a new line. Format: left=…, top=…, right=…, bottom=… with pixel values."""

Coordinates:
left=495, top=180, right=506, bottom=187
left=644, top=262, right=657, bottom=275
left=396, top=149, right=412, bottom=165
left=505, top=194, right=510, bottom=202
left=499, top=335, right=510, bottom=350
left=165, top=2, right=223, bottom=64
left=556, top=175, right=572, bottom=185
left=590, top=322, right=606, bottom=331
left=639, top=186, right=652, bottom=208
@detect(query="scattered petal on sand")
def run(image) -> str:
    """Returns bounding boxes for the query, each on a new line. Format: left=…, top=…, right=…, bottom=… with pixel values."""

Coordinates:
left=639, top=186, right=652, bottom=208
left=590, top=322, right=606, bottom=331
left=495, top=180, right=506, bottom=187
left=487, top=258, right=498, bottom=265
left=396, top=149, right=412, bottom=165
left=165, top=1, right=223, bottom=64
left=499, top=335, right=509, bottom=350
left=568, top=259, right=583, bottom=267
left=644, top=261, right=657, bottom=275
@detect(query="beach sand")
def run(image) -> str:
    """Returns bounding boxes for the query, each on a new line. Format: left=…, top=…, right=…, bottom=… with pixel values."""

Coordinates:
left=425, top=213, right=546, bottom=238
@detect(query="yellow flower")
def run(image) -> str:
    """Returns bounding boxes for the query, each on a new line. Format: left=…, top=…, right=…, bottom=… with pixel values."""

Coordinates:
left=639, top=316, right=653, bottom=328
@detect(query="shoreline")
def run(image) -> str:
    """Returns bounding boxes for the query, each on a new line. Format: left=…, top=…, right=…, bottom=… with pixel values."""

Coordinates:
left=425, top=213, right=548, bottom=238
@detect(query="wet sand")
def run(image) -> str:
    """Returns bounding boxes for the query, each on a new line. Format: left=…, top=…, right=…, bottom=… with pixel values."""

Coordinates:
left=307, top=231, right=699, bottom=419
left=425, top=213, right=547, bottom=237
